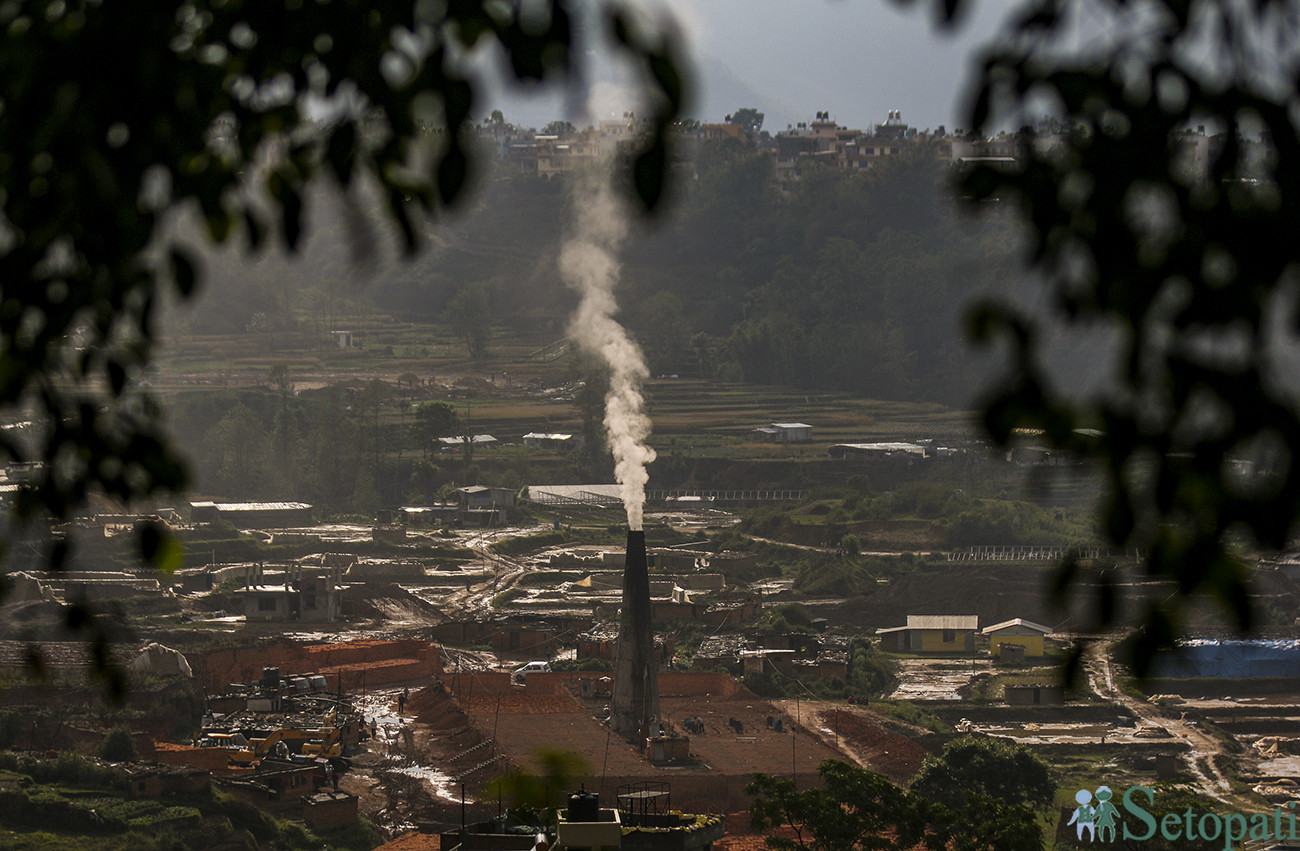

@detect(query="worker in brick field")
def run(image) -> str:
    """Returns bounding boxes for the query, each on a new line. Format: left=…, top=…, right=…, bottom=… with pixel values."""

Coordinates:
left=398, top=687, right=408, bottom=714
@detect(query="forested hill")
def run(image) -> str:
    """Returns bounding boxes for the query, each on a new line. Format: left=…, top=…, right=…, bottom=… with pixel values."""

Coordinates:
left=186, top=139, right=1024, bottom=408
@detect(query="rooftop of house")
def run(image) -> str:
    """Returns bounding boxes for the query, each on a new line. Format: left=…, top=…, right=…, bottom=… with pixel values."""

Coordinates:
left=981, top=618, right=1053, bottom=635
left=877, top=615, right=979, bottom=633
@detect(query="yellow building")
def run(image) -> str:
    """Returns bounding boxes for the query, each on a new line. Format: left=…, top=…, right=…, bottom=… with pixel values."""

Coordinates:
left=876, top=615, right=979, bottom=654
left=981, top=618, right=1053, bottom=658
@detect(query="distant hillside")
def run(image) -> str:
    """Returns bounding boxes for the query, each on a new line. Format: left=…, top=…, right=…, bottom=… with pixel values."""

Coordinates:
left=183, top=142, right=1028, bottom=408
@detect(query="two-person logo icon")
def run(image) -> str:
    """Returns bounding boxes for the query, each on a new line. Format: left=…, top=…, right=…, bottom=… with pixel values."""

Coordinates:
left=1069, top=786, right=1120, bottom=843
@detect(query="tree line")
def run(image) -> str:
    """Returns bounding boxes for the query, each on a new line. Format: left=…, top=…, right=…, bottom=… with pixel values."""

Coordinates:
left=187, top=137, right=1023, bottom=409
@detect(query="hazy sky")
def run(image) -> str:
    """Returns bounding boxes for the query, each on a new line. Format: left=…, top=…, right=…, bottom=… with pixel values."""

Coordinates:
left=486, top=0, right=1013, bottom=135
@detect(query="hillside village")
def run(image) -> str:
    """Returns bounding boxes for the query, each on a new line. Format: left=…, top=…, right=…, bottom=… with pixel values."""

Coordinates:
left=479, top=106, right=1253, bottom=187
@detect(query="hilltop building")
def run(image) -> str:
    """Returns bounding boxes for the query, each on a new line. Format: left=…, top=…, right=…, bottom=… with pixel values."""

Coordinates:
left=772, top=110, right=951, bottom=180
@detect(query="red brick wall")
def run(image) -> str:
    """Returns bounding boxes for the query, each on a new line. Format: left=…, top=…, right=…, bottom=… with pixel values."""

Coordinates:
left=191, top=640, right=440, bottom=693
left=153, top=743, right=240, bottom=774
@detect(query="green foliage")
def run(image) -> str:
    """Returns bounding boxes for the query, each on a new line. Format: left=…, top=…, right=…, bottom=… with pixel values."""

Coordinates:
left=489, top=530, right=570, bottom=556
left=99, top=727, right=138, bottom=764
left=763, top=603, right=814, bottom=631
left=789, top=555, right=875, bottom=598
left=705, top=529, right=753, bottom=551
left=322, top=817, right=385, bottom=851
left=447, top=284, right=494, bottom=359
left=739, top=639, right=895, bottom=702
left=679, top=158, right=1014, bottom=400
left=484, top=748, right=590, bottom=824
left=0, top=751, right=126, bottom=793
left=0, top=758, right=366, bottom=849
left=909, top=736, right=1054, bottom=811
left=211, top=793, right=279, bottom=841
left=47, top=752, right=127, bottom=790
left=491, top=588, right=525, bottom=607
left=746, top=759, right=1043, bottom=851
left=890, top=482, right=963, bottom=520
left=962, top=0, right=1300, bottom=670
left=267, top=363, right=291, bottom=392
left=943, top=498, right=1083, bottom=547
left=95, top=799, right=202, bottom=829
left=0, top=711, right=19, bottom=750
left=740, top=505, right=788, bottom=538
left=846, top=640, right=898, bottom=698
left=868, top=700, right=950, bottom=734
left=741, top=672, right=784, bottom=699
left=667, top=620, right=713, bottom=669
left=411, top=402, right=462, bottom=452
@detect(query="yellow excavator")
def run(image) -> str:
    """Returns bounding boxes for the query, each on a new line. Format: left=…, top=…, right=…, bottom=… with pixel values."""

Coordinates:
left=228, top=717, right=343, bottom=766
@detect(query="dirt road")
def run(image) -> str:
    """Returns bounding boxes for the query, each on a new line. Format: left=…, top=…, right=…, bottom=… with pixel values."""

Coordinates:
left=437, top=524, right=549, bottom=618
left=1085, top=640, right=1234, bottom=803
left=774, top=699, right=931, bottom=784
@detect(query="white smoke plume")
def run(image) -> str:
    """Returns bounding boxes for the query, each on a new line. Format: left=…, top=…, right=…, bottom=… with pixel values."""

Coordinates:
left=560, top=166, right=657, bottom=530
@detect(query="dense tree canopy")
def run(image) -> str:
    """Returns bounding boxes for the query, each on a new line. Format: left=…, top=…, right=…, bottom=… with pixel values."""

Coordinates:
left=909, top=735, right=1054, bottom=811
left=339, top=148, right=1018, bottom=405
left=958, top=0, right=1300, bottom=668
left=747, top=759, right=1044, bottom=851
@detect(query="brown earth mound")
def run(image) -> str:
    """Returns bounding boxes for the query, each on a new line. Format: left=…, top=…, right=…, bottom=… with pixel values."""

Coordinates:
left=830, top=709, right=930, bottom=783
left=408, top=686, right=470, bottom=731
left=344, top=583, right=446, bottom=624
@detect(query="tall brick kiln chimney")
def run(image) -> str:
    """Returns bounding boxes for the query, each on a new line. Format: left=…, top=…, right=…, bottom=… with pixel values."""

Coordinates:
left=611, top=529, right=660, bottom=736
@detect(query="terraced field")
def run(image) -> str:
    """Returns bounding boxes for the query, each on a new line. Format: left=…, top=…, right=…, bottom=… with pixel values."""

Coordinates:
left=154, top=324, right=981, bottom=461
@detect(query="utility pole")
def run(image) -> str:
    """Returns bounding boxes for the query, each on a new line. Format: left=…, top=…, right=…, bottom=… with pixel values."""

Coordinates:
left=463, top=395, right=474, bottom=472
left=792, top=693, right=799, bottom=787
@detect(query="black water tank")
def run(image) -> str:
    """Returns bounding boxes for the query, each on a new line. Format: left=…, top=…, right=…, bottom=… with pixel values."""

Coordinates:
left=261, top=667, right=280, bottom=691
left=567, top=789, right=599, bottom=822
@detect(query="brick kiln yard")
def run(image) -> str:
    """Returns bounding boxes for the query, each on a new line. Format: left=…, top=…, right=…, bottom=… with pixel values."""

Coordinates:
left=423, top=671, right=855, bottom=814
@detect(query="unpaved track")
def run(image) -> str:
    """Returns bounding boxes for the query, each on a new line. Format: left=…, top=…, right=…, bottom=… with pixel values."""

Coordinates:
left=438, top=525, right=548, bottom=618
left=1085, top=639, right=1233, bottom=802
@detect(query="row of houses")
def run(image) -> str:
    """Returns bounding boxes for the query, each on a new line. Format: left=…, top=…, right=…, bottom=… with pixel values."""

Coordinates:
left=481, top=105, right=1259, bottom=190
left=485, top=108, right=945, bottom=182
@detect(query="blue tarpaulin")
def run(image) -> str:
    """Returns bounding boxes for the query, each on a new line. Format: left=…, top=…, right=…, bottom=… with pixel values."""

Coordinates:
left=1150, top=639, right=1300, bottom=678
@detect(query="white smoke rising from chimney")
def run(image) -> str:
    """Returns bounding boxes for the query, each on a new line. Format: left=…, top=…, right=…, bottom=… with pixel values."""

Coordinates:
left=560, top=165, right=657, bottom=530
